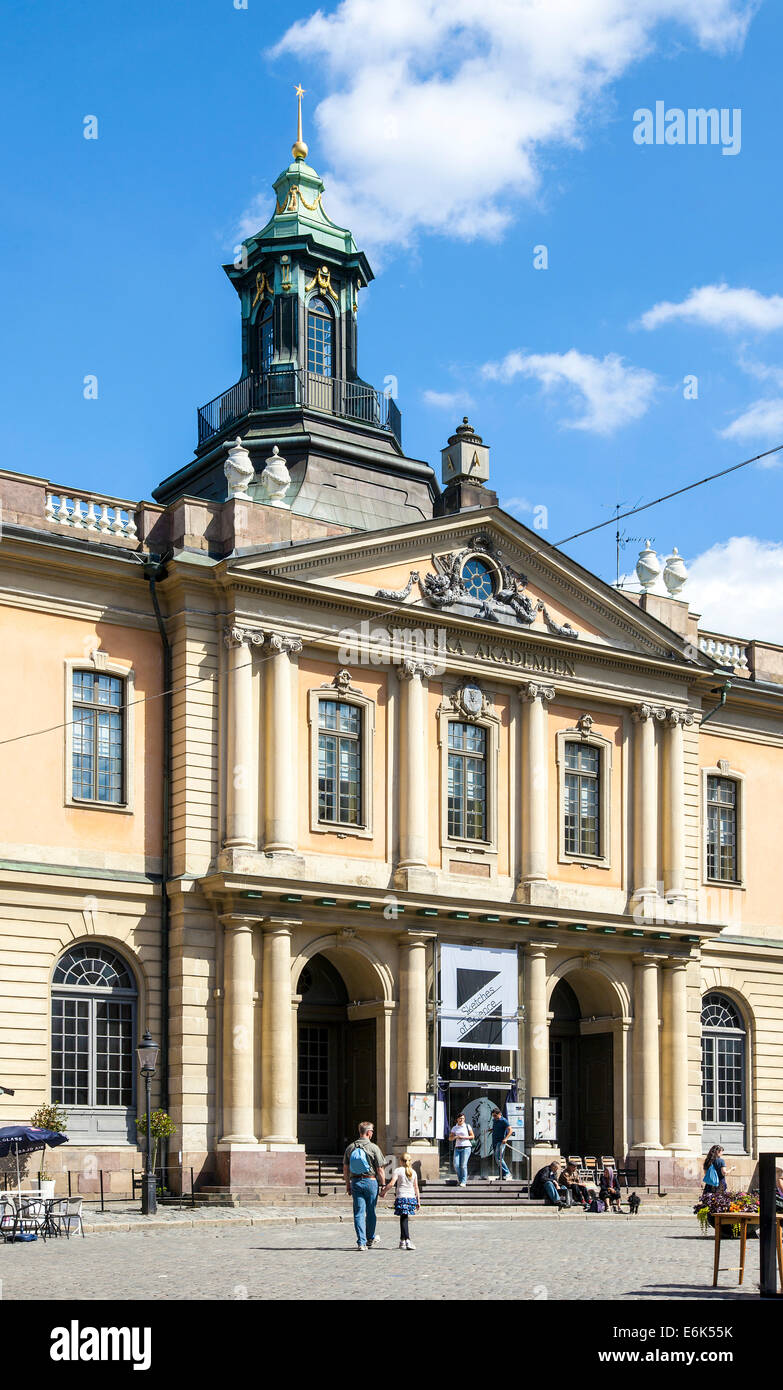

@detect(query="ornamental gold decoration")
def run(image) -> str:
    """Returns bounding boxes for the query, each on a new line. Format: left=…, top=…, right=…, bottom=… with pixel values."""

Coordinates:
left=251, top=270, right=273, bottom=310
left=305, top=264, right=339, bottom=303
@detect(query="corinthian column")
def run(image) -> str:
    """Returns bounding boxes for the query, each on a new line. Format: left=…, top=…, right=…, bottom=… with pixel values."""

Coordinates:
left=661, top=958, right=690, bottom=1152
left=220, top=914, right=258, bottom=1144
left=631, top=704, right=659, bottom=901
left=260, top=919, right=298, bottom=1144
left=397, top=661, right=433, bottom=869
left=662, top=709, right=693, bottom=900
left=519, top=683, right=555, bottom=886
left=631, top=952, right=662, bottom=1151
left=264, top=634, right=303, bottom=854
left=223, top=626, right=264, bottom=849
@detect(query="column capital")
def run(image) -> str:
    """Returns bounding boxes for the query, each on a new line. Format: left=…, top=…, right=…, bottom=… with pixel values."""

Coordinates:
left=267, top=632, right=303, bottom=654
left=397, top=929, right=437, bottom=946
left=632, top=950, right=662, bottom=966
left=525, top=940, right=558, bottom=957
left=397, top=659, right=435, bottom=681
left=219, top=913, right=262, bottom=931
left=261, top=917, right=301, bottom=935
left=663, top=707, right=694, bottom=728
left=631, top=701, right=665, bottom=723
left=519, top=681, right=555, bottom=704
left=224, top=624, right=265, bottom=649
left=661, top=955, right=690, bottom=970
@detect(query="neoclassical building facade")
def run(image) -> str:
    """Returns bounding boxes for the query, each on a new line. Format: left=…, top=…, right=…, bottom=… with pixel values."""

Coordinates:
left=1, top=124, right=782, bottom=1193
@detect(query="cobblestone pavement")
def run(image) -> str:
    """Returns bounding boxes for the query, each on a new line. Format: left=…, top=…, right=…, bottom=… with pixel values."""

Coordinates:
left=0, top=1214, right=758, bottom=1300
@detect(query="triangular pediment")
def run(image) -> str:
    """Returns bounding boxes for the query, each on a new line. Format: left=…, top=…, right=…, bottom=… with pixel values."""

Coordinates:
left=227, top=507, right=708, bottom=666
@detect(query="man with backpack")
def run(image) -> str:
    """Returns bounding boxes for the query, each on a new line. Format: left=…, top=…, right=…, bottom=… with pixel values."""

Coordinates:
left=343, top=1120, right=387, bottom=1250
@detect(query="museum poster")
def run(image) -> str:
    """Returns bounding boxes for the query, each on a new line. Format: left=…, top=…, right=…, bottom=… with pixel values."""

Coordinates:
left=440, top=944, right=518, bottom=1050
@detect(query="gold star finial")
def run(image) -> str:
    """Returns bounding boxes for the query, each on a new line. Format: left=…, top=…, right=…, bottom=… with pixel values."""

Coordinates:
left=292, top=83, right=308, bottom=161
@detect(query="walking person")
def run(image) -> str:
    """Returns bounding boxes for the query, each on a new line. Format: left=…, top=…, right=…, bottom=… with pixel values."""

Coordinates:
left=702, top=1144, right=734, bottom=1199
left=449, top=1112, right=474, bottom=1188
left=490, top=1106, right=512, bottom=1181
left=343, top=1120, right=386, bottom=1251
left=388, top=1151, right=420, bottom=1250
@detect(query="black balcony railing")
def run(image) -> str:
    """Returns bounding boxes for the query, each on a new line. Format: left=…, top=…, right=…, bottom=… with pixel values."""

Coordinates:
left=197, top=366, right=402, bottom=449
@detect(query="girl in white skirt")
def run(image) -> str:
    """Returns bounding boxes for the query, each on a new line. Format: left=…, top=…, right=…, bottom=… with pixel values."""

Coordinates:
left=388, top=1152, right=420, bottom=1249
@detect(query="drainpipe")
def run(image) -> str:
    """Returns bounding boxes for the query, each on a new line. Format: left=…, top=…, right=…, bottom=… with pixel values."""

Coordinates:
left=143, top=555, right=173, bottom=1115
left=700, top=677, right=732, bottom=727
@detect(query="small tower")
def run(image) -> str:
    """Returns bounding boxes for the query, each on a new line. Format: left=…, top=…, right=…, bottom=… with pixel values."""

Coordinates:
left=435, top=418, right=498, bottom=516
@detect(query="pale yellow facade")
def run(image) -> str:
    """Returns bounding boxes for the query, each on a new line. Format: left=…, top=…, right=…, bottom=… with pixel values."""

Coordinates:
left=1, top=471, right=782, bottom=1194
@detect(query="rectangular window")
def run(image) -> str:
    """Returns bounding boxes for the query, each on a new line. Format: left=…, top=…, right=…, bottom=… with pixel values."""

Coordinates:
left=564, top=742, right=600, bottom=856
left=318, top=699, right=362, bottom=825
left=72, top=672, right=124, bottom=804
left=51, top=997, right=90, bottom=1106
left=298, top=1025, right=330, bottom=1116
left=52, top=996, right=134, bottom=1109
left=706, top=776, right=738, bottom=881
left=447, top=721, right=487, bottom=840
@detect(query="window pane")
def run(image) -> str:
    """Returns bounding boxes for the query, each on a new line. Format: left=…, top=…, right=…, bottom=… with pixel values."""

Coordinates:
left=448, top=752, right=464, bottom=838
left=318, top=733, right=337, bottom=822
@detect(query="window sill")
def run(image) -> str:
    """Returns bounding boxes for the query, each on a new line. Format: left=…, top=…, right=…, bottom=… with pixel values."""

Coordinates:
left=558, top=853, right=611, bottom=870
left=310, top=821, right=373, bottom=841
left=704, top=878, right=745, bottom=890
left=66, top=798, right=133, bottom=815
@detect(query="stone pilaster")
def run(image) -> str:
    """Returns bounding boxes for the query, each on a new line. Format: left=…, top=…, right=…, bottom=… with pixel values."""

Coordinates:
left=517, top=682, right=556, bottom=906
left=396, top=931, right=438, bottom=1176
left=525, top=942, right=557, bottom=1167
left=661, top=958, right=690, bottom=1153
left=662, top=709, right=693, bottom=901
left=219, top=914, right=258, bottom=1144
left=263, top=634, right=303, bottom=855
left=260, top=919, right=300, bottom=1146
left=394, top=661, right=437, bottom=892
left=223, top=626, right=264, bottom=849
left=630, top=952, right=664, bottom=1154
left=631, top=704, right=660, bottom=905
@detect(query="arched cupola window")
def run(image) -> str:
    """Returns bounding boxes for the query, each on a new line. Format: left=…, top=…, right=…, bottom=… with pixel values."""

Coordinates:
left=307, top=295, right=334, bottom=378
left=51, top=944, right=138, bottom=1142
left=701, top=991, right=747, bottom=1154
left=258, top=298, right=274, bottom=377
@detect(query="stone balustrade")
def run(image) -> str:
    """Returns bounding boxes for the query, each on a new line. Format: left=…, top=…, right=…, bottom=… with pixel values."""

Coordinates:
left=699, top=633, right=749, bottom=671
left=44, top=490, right=138, bottom=540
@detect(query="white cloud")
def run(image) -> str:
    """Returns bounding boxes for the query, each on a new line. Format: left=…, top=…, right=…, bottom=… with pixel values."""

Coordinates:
left=422, top=389, right=475, bottom=410
left=267, top=0, right=756, bottom=249
left=482, top=348, right=657, bottom=433
left=687, top=536, right=783, bottom=643
left=502, top=496, right=535, bottom=517
left=719, top=398, right=783, bottom=449
left=639, top=283, right=783, bottom=333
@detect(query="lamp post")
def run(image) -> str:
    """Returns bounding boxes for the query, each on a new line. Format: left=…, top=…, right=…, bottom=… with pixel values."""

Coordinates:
left=136, top=1031, right=159, bottom=1215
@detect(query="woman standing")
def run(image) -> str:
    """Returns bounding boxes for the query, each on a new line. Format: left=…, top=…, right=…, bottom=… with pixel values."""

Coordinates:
left=702, top=1144, right=734, bottom=1197
left=387, top=1152, right=420, bottom=1250
left=449, top=1113, right=474, bottom=1188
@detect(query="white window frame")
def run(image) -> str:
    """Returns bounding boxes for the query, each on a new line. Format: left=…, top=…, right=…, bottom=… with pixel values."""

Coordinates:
left=307, top=677, right=375, bottom=839
left=701, top=763, right=745, bottom=888
left=64, top=654, right=135, bottom=813
left=555, top=726, right=613, bottom=869
left=437, top=694, right=500, bottom=859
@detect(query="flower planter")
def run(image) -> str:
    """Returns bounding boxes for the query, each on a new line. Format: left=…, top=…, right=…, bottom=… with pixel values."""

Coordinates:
left=37, top=1180, right=55, bottom=1200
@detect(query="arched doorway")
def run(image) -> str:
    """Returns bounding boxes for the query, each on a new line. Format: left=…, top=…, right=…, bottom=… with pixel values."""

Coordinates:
left=549, top=976, right=615, bottom=1158
left=296, top=952, right=377, bottom=1154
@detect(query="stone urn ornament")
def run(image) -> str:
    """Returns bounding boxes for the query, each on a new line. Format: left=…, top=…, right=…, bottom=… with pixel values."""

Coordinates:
left=261, top=445, right=291, bottom=508
left=663, top=547, right=688, bottom=596
left=223, top=437, right=254, bottom=499
left=635, top=540, right=661, bottom=592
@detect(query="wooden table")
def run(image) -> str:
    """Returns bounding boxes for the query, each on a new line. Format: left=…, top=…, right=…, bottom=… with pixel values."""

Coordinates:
left=712, top=1211, right=783, bottom=1287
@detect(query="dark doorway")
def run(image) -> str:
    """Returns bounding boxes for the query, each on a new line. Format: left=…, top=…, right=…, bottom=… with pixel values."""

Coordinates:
left=549, top=979, right=614, bottom=1157
left=296, top=953, right=377, bottom=1153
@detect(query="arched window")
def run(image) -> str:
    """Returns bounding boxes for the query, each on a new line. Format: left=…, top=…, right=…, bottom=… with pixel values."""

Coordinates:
left=461, top=558, right=494, bottom=601
left=52, top=945, right=137, bottom=1136
left=258, top=299, right=274, bottom=377
left=701, top=991, right=746, bottom=1153
left=307, top=295, right=333, bottom=377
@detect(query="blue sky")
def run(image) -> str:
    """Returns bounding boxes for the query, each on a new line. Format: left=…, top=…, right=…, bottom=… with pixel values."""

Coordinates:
left=2, top=0, right=782, bottom=637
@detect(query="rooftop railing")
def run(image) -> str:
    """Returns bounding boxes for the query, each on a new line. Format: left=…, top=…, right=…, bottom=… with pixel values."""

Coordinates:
left=196, top=366, right=402, bottom=449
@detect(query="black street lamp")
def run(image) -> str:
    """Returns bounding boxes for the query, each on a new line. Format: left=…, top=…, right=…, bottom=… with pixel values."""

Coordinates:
left=136, top=1031, right=159, bottom=1215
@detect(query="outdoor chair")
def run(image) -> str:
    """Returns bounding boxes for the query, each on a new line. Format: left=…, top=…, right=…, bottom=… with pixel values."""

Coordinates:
left=13, top=1198, right=49, bottom=1241
left=49, top=1197, right=84, bottom=1239
left=0, top=1196, right=16, bottom=1241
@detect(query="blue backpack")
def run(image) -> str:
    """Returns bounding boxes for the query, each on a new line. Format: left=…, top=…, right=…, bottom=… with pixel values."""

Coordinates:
left=704, top=1164, right=719, bottom=1186
left=349, top=1142, right=373, bottom=1176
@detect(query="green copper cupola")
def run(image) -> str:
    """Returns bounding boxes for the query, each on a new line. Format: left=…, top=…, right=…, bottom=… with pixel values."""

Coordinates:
left=223, top=87, right=373, bottom=388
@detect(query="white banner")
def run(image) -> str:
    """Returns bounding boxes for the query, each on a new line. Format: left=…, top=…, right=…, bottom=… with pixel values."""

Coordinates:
left=440, top=944, right=518, bottom=1050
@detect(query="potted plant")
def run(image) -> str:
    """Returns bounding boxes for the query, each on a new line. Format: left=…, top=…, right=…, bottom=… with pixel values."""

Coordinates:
left=30, top=1102, right=68, bottom=1198
left=694, top=1188, right=760, bottom=1238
